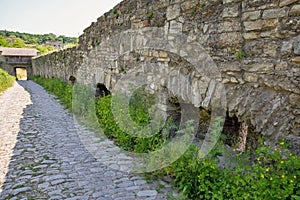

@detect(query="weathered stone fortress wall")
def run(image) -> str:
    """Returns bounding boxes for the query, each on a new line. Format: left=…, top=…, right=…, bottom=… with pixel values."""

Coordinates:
left=32, top=0, right=300, bottom=151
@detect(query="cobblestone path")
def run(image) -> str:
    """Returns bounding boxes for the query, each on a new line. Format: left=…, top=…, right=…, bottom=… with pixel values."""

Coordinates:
left=0, top=81, right=172, bottom=199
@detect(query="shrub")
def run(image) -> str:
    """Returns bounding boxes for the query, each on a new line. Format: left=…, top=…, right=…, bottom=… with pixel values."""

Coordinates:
left=164, top=142, right=299, bottom=199
left=95, top=94, right=169, bottom=153
left=0, top=68, right=15, bottom=93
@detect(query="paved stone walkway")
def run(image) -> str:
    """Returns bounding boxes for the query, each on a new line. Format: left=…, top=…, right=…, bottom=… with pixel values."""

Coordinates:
left=0, top=81, right=173, bottom=199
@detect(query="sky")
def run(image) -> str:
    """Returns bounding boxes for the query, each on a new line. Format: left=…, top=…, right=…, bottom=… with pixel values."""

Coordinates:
left=0, top=0, right=123, bottom=37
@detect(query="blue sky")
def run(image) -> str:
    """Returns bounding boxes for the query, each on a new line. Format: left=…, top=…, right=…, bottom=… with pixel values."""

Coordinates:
left=0, top=0, right=123, bottom=37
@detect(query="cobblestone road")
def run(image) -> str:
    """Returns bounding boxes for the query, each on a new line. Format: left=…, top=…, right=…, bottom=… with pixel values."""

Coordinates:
left=0, top=81, right=173, bottom=199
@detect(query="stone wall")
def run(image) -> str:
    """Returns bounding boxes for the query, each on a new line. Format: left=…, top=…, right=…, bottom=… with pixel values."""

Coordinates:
left=32, top=0, right=300, bottom=152
left=0, top=55, right=33, bottom=79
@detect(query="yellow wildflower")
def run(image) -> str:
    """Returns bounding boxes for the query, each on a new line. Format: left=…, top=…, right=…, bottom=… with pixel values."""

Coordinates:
left=290, top=180, right=293, bottom=183
left=294, top=176, right=297, bottom=179
left=257, top=158, right=260, bottom=161
left=261, top=174, right=264, bottom=179
left=280, top=141, right=285, bottom=145
left=270, top=177, right=273, bottom=181
left=280, top=160, right=284, bottom=164
left=266, top=168, right=269, bottom=172
left=282, top=175, right=285, bottom=179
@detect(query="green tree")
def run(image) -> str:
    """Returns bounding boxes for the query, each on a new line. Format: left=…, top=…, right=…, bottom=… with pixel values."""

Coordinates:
left=0, top=36, right=9, bottom=47
left=11, top=37, right=26, bottom=48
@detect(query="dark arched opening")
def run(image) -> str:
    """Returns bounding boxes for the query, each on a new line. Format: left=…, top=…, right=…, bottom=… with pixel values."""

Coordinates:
left=95, top=83, right=111, bottom=98
left=69, top=76, right=76, bottom=85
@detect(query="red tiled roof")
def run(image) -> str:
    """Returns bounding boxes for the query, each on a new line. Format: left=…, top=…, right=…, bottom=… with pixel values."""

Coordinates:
left=0, top=47, right=40, bottom=57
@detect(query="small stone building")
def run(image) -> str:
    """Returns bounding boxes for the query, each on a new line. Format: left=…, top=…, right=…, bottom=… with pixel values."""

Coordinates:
left=0, top=47, right=40, bottom=80
left=45, top=41, right=64, bottom=49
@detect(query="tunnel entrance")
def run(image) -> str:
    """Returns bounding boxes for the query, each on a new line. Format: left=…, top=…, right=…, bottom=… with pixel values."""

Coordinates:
left=69, top=76, right=77, bottom=85
left=95, top=83, right=111, bottom=98
left=165, top=95, right=258, bottom=152
left=15, top=67, right=27, bottom=80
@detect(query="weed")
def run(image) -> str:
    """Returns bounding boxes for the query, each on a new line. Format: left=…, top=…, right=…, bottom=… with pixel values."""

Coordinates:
left=147, top=12, right=154, bottom=21
left=235, top=50, right=246, bottom=60
left=112, top=9, right=120, bottom=18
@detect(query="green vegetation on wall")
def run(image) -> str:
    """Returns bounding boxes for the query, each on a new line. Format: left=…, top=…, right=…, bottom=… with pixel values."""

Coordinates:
left=31, top=76, right=300, bottom=200
left=0, top=68, right=15, bottom=93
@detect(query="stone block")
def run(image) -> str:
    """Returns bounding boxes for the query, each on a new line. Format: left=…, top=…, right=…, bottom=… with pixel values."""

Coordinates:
left=159, top=51, right=168, bottom=58
left=243, top=32, right=259, bottom=40
left=202, top=24, right=209, bottom=34
left=166, top=4, right=181, bottom=20
left=218, top=20, right=241, bottom=32
left=242, top=62, right=274, bottom=72
left=289, top=94, right=300, bottom=108
left=223, top=0, right=240, bottom=3
left=219, top=32, right=243, bottom=47
left=294, top=36, right=300, bottom=55
left=181, top=0, right=198, bottom=11
left=260, top=30, right=280, bottom=38
left=242, top=11, right=261, bottom=20
left=137, top=190, right=158, bottom=197
left=279, top=0, right=298, bottom=7
left=230, top=77, right=239, bottom=83
left=275, top=61, right=288, bottom=70
left=262, top=8, right=287, bottom=19
left=220, top=61, right=241, bottom=72
left=281, top=40, right=293, bottom=55
left=244, top=40, right=263, bottom=55
left=223, top=4, right=239, bottom=18
left=292, top=56, right=300, bottom=63
left=169, top=20, right=183, bottom=34
left=263, top=41, right=280, bottom=57
left=289, top=5, right=300, bottom=16
left=243, top=72, right=258, bottom=82
left=244, top=20, right=263, bottom=31
left=243, top=19, right=279, bottom=31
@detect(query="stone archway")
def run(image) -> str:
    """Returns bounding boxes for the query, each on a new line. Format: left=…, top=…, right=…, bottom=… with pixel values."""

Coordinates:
left=95, top=83, right=111, bottom=98
left=15, top=67, right=27, bottom=80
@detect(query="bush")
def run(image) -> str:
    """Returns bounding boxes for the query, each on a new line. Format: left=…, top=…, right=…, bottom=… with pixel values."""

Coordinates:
left=164, top=142, right=299, bottom=199
left=0, top=68, right=15, bottom=93
left=95, top=94, right=169, bottom=153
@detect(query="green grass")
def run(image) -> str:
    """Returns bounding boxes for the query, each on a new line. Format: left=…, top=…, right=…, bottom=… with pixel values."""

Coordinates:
left=31, top=76, right=300, bottom=200
left=30, top=76, right=73, bottom=109
left=0, top=68, right=15, bottom=93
